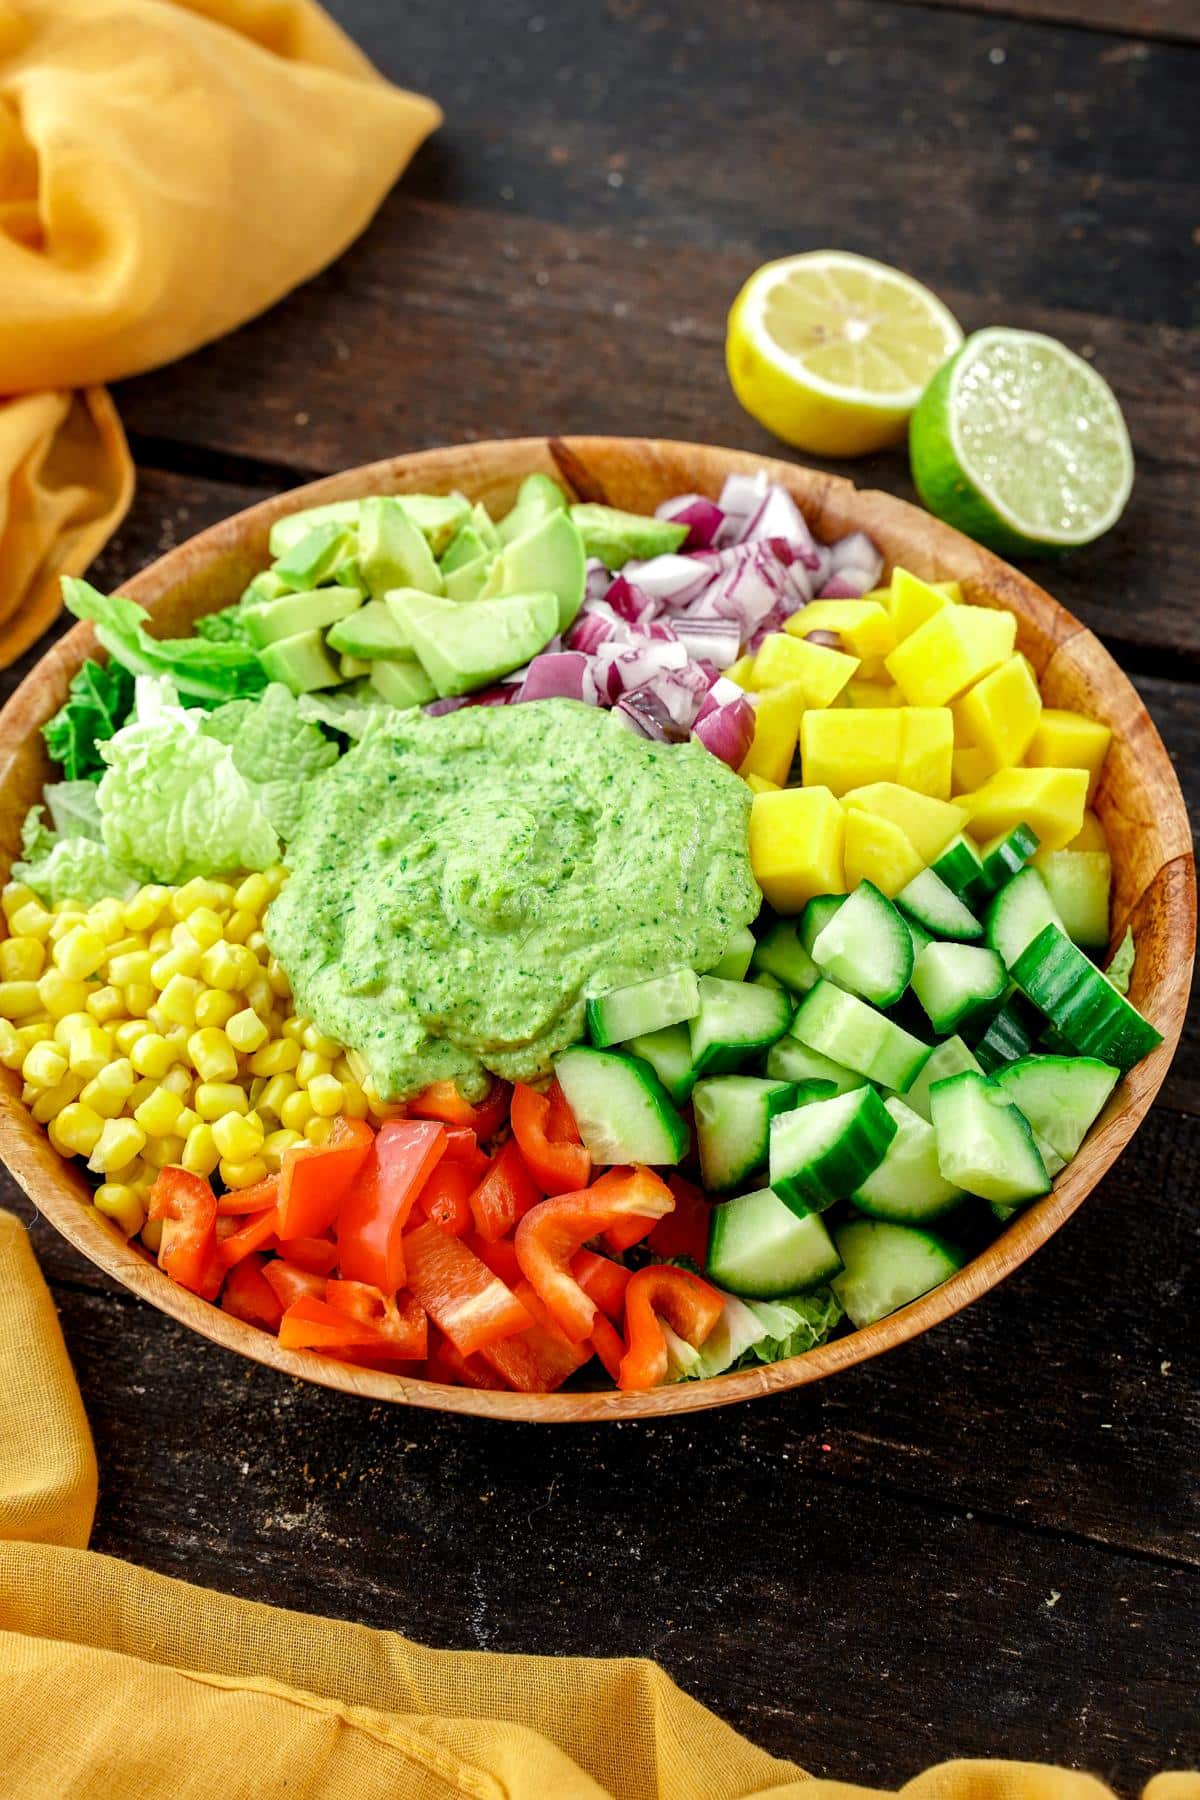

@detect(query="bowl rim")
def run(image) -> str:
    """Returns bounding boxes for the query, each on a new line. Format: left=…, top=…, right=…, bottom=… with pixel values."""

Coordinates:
left=0, top=434, right=1192, bottom=1423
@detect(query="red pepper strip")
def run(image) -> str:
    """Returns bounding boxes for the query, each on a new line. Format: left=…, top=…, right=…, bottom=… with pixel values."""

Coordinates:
left=442, top=1125, right=490, bottom=1179
left=468, top=1137, right=543, bottom=1242
left=479, top=1279, right=591, bottom=1392
left=617, top=1266, right=725, bottom=1392
left=571, top=1249, right=632, bottom=1323
left=647, top=1174, right=712, bottom=1266
left=598, top=1164, right=679, bottom=1252
left=221, top=1255, right=283, bottom=1331
left=417, top=1159, right=476, bottom=1236
left=409, top=1078, right=511, bottom=1141
left=337, top=1119, right=446, bottom=1291
left=262, top=1259, right=327, bottom=1310
left=276, top=1116, right=375, bottom=1239
left=589, top=1312, right=626, bottom=1384
left=514, top=1166, right=675, bottom=1343
left=403, top=1221, right=533, bottom=1357
left=216, top=1174, right=281, bottom=1216
left=217, top=1206, right=281, bottom=1269
left=467, top=1232, right=521, bottom=1288
left=148, top=1167, right=220, bottom=1295
left=510, top=1081, right=591, bottom=1195
left=325, top=1280, right=428, bottom=1360
left=278, top=1295, right=391, bottom=1353
left=425, top=1329, right=509, bottom=1390
left=277, top=1234, right=340, bottom=1277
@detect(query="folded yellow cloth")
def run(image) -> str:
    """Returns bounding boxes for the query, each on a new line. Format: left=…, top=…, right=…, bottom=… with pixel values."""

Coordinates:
left=0, top=0, right=440, bottom=663
left=0, top=1211, right=1195, bottom=1799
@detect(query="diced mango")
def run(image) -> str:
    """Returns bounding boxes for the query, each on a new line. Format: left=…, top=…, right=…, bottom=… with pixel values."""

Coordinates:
left=843, top=679, right=904, bottom=710
left=952, top=654, right=1043, bottom=773
left=952, top=746, right=992, bottom=795
left=738, top=682, right=806, bottom=787
left=1065, top=810, right=1108, bottom=853
left=842, top=810, right=923, bottom=898
left=744, top=773, right=781, bottom=795
left=897, top=708, right=954, bottom=799
left=842, top=785, right=969, bottom=863
left=749, top=786, right=845, bottom=913
left=887, top=568, right=956, bottom=642
left=801, top=709, right=902, bottom=795
left=1026, top=708, right=1112, bottom=804
left=725, top=654, right=758, bottom=690
left=786, top=600, right=896, bottom=660
left=960, top=766, right=1089, bottom=853
left=886, top=604, right=1017, bottom=707
left=754, top=633, right=859, bottom=707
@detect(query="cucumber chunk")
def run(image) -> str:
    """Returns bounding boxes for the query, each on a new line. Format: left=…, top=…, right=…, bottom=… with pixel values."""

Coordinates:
left=978, top=823, right=1041, bottom=896
left=799, top=895, right=846, bottom=957
left=985, top=865, right=1065, bottom=969
left=621, top=1022, right=697, bottom=1104
left=831, top=1218, right=965, bottom=1328
left=1035, top=850, right=1112, bottom=952
left=751, top=919, right=820, bottom=994
left=707, top=1187, right=843, bottom=1298
left=765, top=1034, right=865, bottom=1096
left=811, top=880, right=914, bottom=1006
left=852, top=1098, right=964, bottom=1223
left=792, top=981, right=931, bottom=1092
left=553, top=1046, right=688, bottom=1165
left=586, top=967, right=700, bottom=1048
left=973, top=1001, right=1036, bottom=1073
left=769, top=1085, right=898, bottom=1217
left=928, top=1070, right=1051, bottom=1211
left=706, top=926, right=758, bottom=982
left=689, top=975, right=793, bottom=1076
left=900, top=1035, right=981, bottom=1121
left=896, top=868, right=983, bottom=943
left=931, top=832, right=985, bottom=905
left=992, top=1054, right=1120, bottom=1161
left=911, top=942, right=1008, bottom=1035
left=1012, top=923, right=1163, bottom=1073
left=694, top=1076, right=797, bottom=1195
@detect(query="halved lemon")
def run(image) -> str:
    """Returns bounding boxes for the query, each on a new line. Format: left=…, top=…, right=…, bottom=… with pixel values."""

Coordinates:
left=726, top=250, right=963, bottom=457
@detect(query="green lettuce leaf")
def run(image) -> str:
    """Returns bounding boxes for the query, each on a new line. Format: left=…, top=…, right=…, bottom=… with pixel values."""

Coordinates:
left=732, top=1287, right=845, bottom=1368
left=12, top=806, right=137, bottom=907
left=44, top=780, right=104, bottom=841
left=295, top=681, right=398, bottom=740
left=201, top=684, right=339, bottom=839
left=42, top=657, right=134, bottom=781
left=1106, top=926, right=1135, bottom=996
left=193, top=604, right=257, bottom=648
left=63, top=578, right=267, bottom=707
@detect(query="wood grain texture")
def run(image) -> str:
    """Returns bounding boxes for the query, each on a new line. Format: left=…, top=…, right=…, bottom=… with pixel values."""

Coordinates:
left=0, top=437, right=1191, bottom=1423
left=898, top=0, right=1200, bottom=44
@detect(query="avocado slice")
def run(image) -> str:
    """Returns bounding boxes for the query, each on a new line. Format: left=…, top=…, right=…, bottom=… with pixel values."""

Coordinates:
left=471, top=501, right=501, bottom=552
left=331, top=555, right=368, bottom=597
left=387, top=589, right=558, bottom=697
left=272, top=520, right=356, bottom=590
left=496, top=472, right=567, bottom=546
left=259, top=628, right=342, bottom=694
left=440, top=523, right=487, bottom=575
left=327, top=598, right=415, bottom=662
left=269, top=494, right=469, bottom=560
left=369, top=659, right=437, bottom=708
left=482, top=508, right=586, bottom=631
left=442, top=554, right=493, bottom=603
left=358, top=496, right=443, bottom=598
left=339, top=653, right=372, bottom=680
left=569, top=502, right=688, bottom=570
left=240, top=568, right=289, bottom=608
left=242, top=585, right=362, bottom=649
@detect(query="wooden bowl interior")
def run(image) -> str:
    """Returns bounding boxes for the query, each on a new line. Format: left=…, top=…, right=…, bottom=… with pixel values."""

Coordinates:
left=0, top=436, right=1191, bottom=1422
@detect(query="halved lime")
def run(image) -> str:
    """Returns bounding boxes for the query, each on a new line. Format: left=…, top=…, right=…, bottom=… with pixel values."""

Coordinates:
left=909, top=328, right=1133, bottom=555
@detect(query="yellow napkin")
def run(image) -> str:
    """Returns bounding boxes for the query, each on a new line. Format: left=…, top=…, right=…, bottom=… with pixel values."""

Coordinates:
left=0, top=0, right=440, bottom=663
left=1, top=1210, right=1196, bottom=1799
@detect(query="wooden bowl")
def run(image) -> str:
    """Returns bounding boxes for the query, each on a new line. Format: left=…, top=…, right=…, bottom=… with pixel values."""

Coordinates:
left=0, top=437, right=1192, bottom=1421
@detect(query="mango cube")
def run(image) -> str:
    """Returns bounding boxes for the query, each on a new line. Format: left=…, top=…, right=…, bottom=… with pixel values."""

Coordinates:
left=738, top=682, right=805, bottom=787
left=744, top=773, right=781, bottom=795
left=952, top=654, right=1043, bottom=773
left=842, top=784, right=969, bottom=864
left=960, top=766, right=1089, bottom=852
left=749, top=786, right=845, bottom=913
left=1026, top=708, right=1112, bottom=803
left=888, top=568, right=956, bottom=642
left=725, top=653, right=758, bottom=691
left=1066, top=810, right=1108, bottom=853
left=843, top=679, right=904, bottom=710
left=842, top=810, right=923, bottom=897
left=886, top=604, right=1017, bottom=707
left=897, top=708, right=954, bottom=799
left=801, top=709, right=902, bottom=795
left=754, top=632, right=859, bottom=707
left=952, top=746, right=992, bottom=796
left=786, top=599, right=896, bottom=660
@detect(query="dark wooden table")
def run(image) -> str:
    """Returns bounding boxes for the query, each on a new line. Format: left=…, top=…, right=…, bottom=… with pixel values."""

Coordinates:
left=3, top=0, right=1197, bottom=1788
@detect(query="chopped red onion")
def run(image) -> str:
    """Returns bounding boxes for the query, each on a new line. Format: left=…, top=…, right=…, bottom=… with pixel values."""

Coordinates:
left=424, top=695, right=472, bottom=716
left=468, top=684, right=518, bottom=707
left=692, top=694, right=756, bottom=768
left=655, top=493, right=725, bottom=550
left=671, top=616, right=742, bottom=669
left=620, top=553, right=714, bottom=607
left=584, top=557, right=612, bottom=606
left=515, top=651, right=601, bottom=706
left=802, top=628, right=843, bottom=649
left=818, top=570, right=876, bottom=599
left=740, top=486, right=820, bottom=567
left=827, top=531, right=884, bottom=588
left=594, top=637, right=690, bottom=703
left=605, top=574, right=664, bottom=626
left=688, top=542, right=792, bottom=635
left=614, top=690, right=676, bottom=741
left=640, top=660, right=712, bottom=730
left=715, top=471, right=769, bottom=544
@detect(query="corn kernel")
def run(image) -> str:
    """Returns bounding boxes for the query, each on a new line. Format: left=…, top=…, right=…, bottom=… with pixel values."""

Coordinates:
left=47, top=910, right=87, bottom=943
left=113, top=1019, right=151, bottom=1055
left=262, top=1126, right=303, bottom=1171
left=175, top=1105, right=200, bottom=1135
left=80, top=1059, right=137, bottom=1117
left=49, top=1102, right=105, bottom=1157
left=130, top=1033, right=177, bottom=1079
left=181, top=1122, right=220, bottom=1177
left=243, top=975, right=275, bottom=1016
left=94, top=1183, right=146, bottom=1236
left=108, top=949, right=153, bottom=988
left=161, top=1065, right=194, bottom=1098
left=9, top=901, right=53, bottom=940
left=142, top=1134, right=187, bottom=1170
left=0, top=1019, right=23, bottom=1069
left=122, top=982, right=156, bottom=1019
left=157, top=973, right=203, bottom=1026
left=133, top=1085, right=185, bottom=1135
left=279, top=1089, right=314, bottom=1131
left=195, top=1080, right=247, bottom=1121
left=37, top=970, right=91, bottom=1019
left=0, top=937, right=44, bottom=982
left=86, top=985, right=125, bottom=1024
left=67, top=1020, right=114, bottom=1080
left=2, top=882, right=36, bottom=922
left=88, top=898, right=127, bottom=943
left=22, top=1041, right=68, bottom=1087
left=264, top=865, right=286, bottom=896
left=281, top=1016, right=305, bottom=1043
left=257, top=1072, right=297, bottom=1118
left=29, top=1074, right=83, bottom=1124
left=187, top=1027, right=238, bottom=1083
left=169, top=877, right=221, bottom=919
left=299, top=1022, right=341, bottom=1057
left=52, top=1011, right=91, bottom=1049
left=307, top=1073, right=344, bottom=1117
left=151, top=944, right=203, bottom=988
left=194, top=988, right=238, bottom=1029
left=296, top=1048, right=333, bottom=1085
left=212, top=1109, right=265, bottom=1161
left=222, top=908, right=256, bottom=946
left=248, top=1037, right=299, bottom=1077
left=197, top=942, right=238, bottom=991
left=304, top=1116, right=336, bottom=1146
left=235, top=872, right=271, bottom=915
left=51, top=926, right=106, bottom=981
left=0, top=980, right=45, bottom=1019
left=184, top=906, right=224, bottom=949
left=266, top=958, right=291, bottom=999
left=226, top=1007, right=268, bottom=1053
left=246, top=930, right=270, bottom=959
left=14, top=1022, right=54, bottom=1057
left=340, top=1079, right=369, bottom=1120
left=148, top=927, right=172, bottom=954
left=219, top=1154, right=270, bottom=1190
left=122, top=886, right=168, bottom=931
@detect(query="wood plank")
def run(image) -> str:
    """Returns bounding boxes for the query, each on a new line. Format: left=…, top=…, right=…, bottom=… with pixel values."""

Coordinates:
left=898, top=0, right=1200, bottom=45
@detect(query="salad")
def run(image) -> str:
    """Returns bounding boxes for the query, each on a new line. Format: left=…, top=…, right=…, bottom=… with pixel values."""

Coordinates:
left=0, top=470, right=1162, bottom=1394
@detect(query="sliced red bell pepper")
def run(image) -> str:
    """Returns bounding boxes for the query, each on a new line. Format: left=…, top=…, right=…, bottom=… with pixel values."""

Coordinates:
left=337, top=1119, right=446, bottom=1292
left=514, top=1166, right=674, bottom=1343
left=262, top=1259, right=327, bottom=1310
left=617, top=1266, right=725, bottom=1391
left=647, top=1174, right=712, bottom=1266
left=275, top=1116, right=374, bottom=1239
left=468, top=1232, right=521, bottom=1288
left=598, top=1164, right=680, bottom=1252
left=442, top=1124, right=490, bottom=1178
left=216, top=1174, right=281, bottom=1215
left=571, top=1248, right=632, bottom=1322
left=220, top=1254, right=284, bottom=1331
left=417, top=1159, right=476, bottom=1236
left=325, top=1280, right=428, bottom=1360
left=588, top=1312, right=626, bottom=1384
left=277, top=1233, right=340, bottom=1277
left=278, top=1295, right=392, bottom=1352
left=217, top=1205, right=281, bottom=1269
left=425, top=1329, right=510, bottom=1390
left=403, top=1221, right=533, bottom=1356
left=468, top=1136, right=543, bottom=1242
left=510, top=1080, right=591, bottom=1194
left=148, top=1167, right=220, bottom=1296
left=479, top=1278, right=591, bottom=1392
left=409, top=1077, right=511, bottom=1140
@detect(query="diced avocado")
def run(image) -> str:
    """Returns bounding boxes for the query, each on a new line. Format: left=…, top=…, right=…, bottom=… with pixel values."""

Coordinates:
left=259, top=629, right=342, bottom=694
left=268, top=493, right=470, bottom=559
left=339, top=653, right=372, bottom=680
left=442, top=554, right=494, bottom=603
left=332, top=556, right=368, bottom=596
left=268, top=501, right=360, bottom=559
left=441, top=524, right=487, bottom=574
left=240, top=568, right=289, bottom=608
left=242, top=585, right=362, bottom=649
left=471, top=502, right=501, bottom=552
left=272, top=520, right=356, bottom=590
left=327, top=598, right=415, bottom=662
left=497, top=472, right=568, bottom=546
left=387, top=588, right=558, bottom=697
left=358, top=495, right=443, bottom=598
left=369, top=659, right=437, bottom=708
left=482, top=507, right=586, bottom=631
left=569, top=502, right=688, bottom=570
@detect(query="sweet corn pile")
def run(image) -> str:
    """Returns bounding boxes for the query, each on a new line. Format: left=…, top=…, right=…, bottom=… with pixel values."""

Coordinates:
left=0, top=868, right=391, bottom=1246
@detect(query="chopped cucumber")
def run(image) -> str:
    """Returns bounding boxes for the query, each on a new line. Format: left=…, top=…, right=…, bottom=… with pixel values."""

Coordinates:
left=799, top=895, right=846, bottom=957
left=928, top=1070, right=1050, bottom=1211
left=765, top=1034, right=865, bottom=1095
left=1035, top=850, right=1112, bottom=952
left=992, top=1054, right=1120, bottom=1161
left=792, top=981, right=930, bottom=1092
left=896, top=868, right=983, bottom=943
left=911, top=942, right=1008, bottom=1035
left=694, top=1076, right=797, bottom=1194
left=831, top=1218, right=965, bottom=1328
left=811, top=880, right=914, bottom=1007
left=689, top=975, right=793, bottom=1076
left=973, top=1001, right=1036, bottom=1073
left=978, top=823, right=1041, bottom=896
left=751, top=919, right=820, bottom=994
left=853, top=1098, right=963, bottom=1223
left=553, top=1046, right=688, bottom=1165
left=621, top=1022, right=697, bottom=1104
left=586, top=967, right=700, bottom=1048
left=904, top=914, right=934, bottom=960
left=900, top=1035, right=981, bottom=1121
left=706, top=926, right=758, bottom=982
left=707, top=1187, right=843, bottom=1298
left=752, top=970, right=785, bottom=991
left=984, top=865, right=1065, bottom=969
left=931, top=831, right=985, bottom=904
left=1012, top=923, right=1163, bottom=1073
left=769, top=1085, right=898, bottom=1217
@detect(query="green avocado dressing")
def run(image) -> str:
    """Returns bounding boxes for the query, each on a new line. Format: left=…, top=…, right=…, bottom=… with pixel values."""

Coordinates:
left=266, top=699, right=760, bottom=1101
